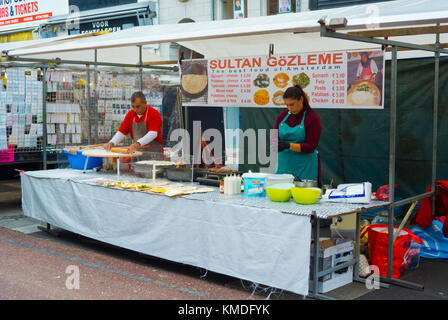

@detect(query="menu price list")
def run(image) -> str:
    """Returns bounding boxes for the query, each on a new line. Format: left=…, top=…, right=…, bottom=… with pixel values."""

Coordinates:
left=309, top=71, right=346, bottom=107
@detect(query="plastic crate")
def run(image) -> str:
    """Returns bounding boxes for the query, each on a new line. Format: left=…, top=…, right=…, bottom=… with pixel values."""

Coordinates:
left=64, top=150, right=103, bottom=170
left=361, top=196, right=404, bottom=219
left=0, top=145, right=14, bottom=163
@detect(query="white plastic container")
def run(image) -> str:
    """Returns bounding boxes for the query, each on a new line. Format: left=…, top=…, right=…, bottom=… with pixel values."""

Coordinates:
left=326, top=182, right=372, bottom=204
left=224, top=175, right=242, bottom=195
left=265, top=174, right=295, bottom=188
left=242, top=172, right=268, bottom=197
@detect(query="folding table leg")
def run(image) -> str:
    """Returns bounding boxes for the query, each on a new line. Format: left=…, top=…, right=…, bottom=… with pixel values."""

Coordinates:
left=308, top=216, right=337, bottom=300
left=83, top=156, right=89, bottom=173
left=37, top=223, right=62, bottom=237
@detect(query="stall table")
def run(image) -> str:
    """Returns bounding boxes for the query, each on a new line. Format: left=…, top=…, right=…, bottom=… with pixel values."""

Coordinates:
left=21, top=169, right=389, bottom=298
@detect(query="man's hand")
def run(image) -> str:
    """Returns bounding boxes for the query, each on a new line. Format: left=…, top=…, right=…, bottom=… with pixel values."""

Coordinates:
left=129, top=142, right=141, bottom=153
left=104, top=142, right=114, bottom=152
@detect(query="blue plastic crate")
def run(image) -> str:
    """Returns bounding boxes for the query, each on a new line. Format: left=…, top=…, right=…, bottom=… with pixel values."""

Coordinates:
left=361, top=197, right=404, bottom=219
left=64, top=150, right=103, bottom=170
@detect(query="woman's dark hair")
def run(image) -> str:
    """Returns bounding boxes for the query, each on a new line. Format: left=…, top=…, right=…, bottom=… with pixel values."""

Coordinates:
left=283, top=85, right=310, bottom=109
left=360, top=52, right=371, bottom=68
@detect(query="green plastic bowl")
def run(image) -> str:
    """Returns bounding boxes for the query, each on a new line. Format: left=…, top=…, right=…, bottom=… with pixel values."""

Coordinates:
left=291, top=187, right=321, bottom=205
left=266, top=183, right=294, bottom=202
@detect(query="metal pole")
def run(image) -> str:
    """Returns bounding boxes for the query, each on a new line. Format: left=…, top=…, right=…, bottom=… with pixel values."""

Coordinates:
left=94, top=49, right=98, bottom=144
left=0, top=62, right=173, bottom=75
left=7, top=56, right=178, bottom=71
left=387, top=45, right=398, bottom=279
left=431, top=29, right=440, bottom=218
left=312, top=215, right=320, bottom=296
left=139, top=45, right=143, bottom=91
left=86, top=64, right=91, bottom=145
left=354, top=212, right=360, bottom=280
left=389, top=191, right=435, bottom=209
left=318, top=27, right=448, bottom=55
left=42, top=67, right=47, bottom=170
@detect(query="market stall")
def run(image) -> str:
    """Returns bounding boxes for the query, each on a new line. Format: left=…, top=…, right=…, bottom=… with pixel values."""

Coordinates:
left=6, top=0, right=448, bottom=299
left=21, top=168, right=388, bottom=297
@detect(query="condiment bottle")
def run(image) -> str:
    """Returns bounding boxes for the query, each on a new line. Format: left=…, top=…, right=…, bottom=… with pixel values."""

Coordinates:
left=219, top=178, right=224, bottom=194
left=224, top=175, right=230, bottom=195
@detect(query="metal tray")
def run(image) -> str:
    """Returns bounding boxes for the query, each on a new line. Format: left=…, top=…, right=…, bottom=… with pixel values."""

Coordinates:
left=166, top=167, right=196, bottom=182
left=197, top=176, right=220, bottom=187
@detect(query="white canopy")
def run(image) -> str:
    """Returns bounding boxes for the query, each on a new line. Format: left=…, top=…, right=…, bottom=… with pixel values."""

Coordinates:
left=4, top=0, right=448, bottom=63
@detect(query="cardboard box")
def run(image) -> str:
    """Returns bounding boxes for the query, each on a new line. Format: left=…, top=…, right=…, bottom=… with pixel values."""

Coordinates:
left=310, top=238, right=354, bottom=293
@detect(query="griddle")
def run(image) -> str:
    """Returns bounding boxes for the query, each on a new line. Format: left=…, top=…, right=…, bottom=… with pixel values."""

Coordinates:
left=195, top=168, right=242, bottom=186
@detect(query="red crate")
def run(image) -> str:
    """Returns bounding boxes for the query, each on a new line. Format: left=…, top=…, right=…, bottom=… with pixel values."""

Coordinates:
left=0, top=145, right=14, bottom=163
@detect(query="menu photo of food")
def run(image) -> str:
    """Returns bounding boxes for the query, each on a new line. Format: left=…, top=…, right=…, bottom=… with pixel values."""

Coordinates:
left=272, top=90, right=285, bottom=106
left=180, top=60, right=209, bottom=104
left=346, top=50, right=384, bottom=107
left=292, top=72, right=310, bottom=89
left=253, top=89, right=270, bottom=106
left=273, top=73, right=290, bottom=88
left=253, top=73, right=270, bottom=88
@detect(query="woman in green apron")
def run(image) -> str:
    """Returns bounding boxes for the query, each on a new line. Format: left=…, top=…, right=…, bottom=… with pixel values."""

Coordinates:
left=274, top=85, right=322, bottom=185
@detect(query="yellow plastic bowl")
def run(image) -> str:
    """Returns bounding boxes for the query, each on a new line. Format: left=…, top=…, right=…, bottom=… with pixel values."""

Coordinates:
left=266, top=183, right=294, bottom=202
left=291, top=187, right=321, bottom=205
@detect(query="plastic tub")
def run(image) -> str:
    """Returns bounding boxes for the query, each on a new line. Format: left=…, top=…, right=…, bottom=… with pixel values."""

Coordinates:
left=242, top=172, right=268, bottom=197
left=64, top=150, right=103, bottom=170
left=265, top=174, right=294, bottom=187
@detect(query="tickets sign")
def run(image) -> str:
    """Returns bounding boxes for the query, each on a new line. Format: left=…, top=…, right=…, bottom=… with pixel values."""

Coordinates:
left=180, top=50, right=385, bottom=109
left=0, top=0, right=68, bottom=30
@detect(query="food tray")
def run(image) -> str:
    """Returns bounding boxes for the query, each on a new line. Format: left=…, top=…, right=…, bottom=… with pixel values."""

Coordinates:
left=166, top=167, right=196, bottom=182
left=133, top=160, right=186, bottom=170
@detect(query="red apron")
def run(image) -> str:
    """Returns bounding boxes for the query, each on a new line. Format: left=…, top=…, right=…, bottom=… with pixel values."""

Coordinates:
left=361, top=64, right=373, bottom=81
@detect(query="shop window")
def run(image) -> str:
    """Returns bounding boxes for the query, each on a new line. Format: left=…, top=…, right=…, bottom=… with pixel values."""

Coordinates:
left=232, top=0, right=247, bottom=19
left=309, top=0, right=393, bottom=10
left=69, top=0, right=137, bottom=12
left=216, top=0, right=249, bottom=20
left=268, top=0, right=298, bottom=15
left=215, top=0, right=235, bottom=20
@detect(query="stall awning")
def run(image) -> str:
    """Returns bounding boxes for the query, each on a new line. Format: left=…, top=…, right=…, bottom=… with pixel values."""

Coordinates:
left=5, top=0, right=448, bottom=63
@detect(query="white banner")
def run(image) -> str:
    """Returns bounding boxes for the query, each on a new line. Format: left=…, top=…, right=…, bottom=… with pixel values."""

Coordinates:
left=180, top=50, right=385, bottom=109
left=0, top=0, right=69, bottom=31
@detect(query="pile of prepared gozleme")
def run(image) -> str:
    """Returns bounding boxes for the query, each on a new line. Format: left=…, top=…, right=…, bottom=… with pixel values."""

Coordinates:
left=88, top=179, right=213, bottom=197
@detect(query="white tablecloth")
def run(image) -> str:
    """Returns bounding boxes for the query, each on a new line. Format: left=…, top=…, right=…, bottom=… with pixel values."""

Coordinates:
left=21, top=169, right=312, bottom=296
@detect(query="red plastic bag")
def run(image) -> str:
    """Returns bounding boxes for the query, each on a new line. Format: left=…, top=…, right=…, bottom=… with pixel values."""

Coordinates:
left=367, top=224, right=422, bottom=278
left=375, top=184, right=398, bottom=201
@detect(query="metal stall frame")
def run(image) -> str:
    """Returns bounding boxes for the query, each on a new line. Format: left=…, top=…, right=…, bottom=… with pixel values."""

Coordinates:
left=318, top=19, right=447, bottom=293
left=1, top=57, right=177, bottom=235
left=4, top=15, right=443, bottom=300
left=1, top=56, right=178, bottom=168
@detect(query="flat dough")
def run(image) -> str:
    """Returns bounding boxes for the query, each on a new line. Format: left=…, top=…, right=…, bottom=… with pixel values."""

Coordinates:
left=82, top=148, right=142, bottom=158
left=182, top=74, right=208, bottom=94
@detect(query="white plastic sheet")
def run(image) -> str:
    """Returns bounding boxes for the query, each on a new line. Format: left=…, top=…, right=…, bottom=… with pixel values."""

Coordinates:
left=6, top=0, right=448, bottom=61
left=21, top=169, right=312, bottom=296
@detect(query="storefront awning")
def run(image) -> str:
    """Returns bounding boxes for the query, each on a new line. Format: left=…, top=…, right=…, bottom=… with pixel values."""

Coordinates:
left=5, top=0, right=448, bottom=64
